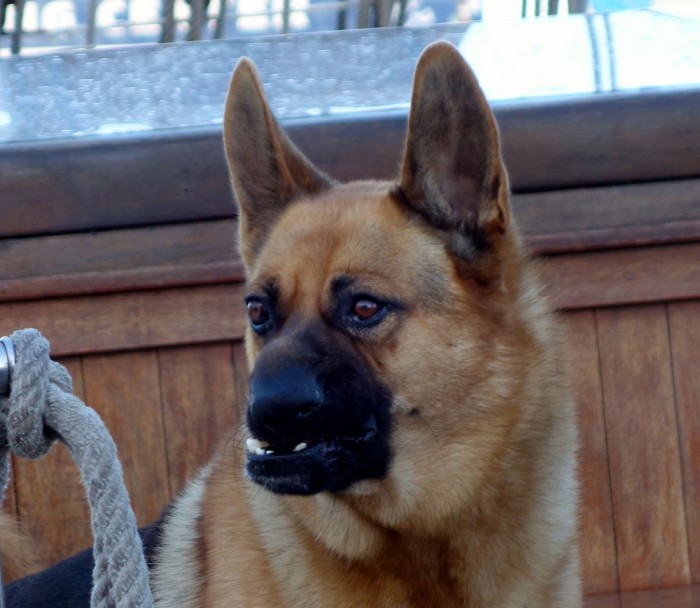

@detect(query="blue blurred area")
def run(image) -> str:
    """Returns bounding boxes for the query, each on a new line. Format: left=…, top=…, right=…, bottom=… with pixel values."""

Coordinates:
left=591, top=0, right=651, bottom=9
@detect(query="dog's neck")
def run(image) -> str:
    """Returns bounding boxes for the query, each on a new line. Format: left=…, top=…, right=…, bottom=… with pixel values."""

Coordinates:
left=197, top=442, right=558, bottom=607
left=263, top=488, right=479, bottom=603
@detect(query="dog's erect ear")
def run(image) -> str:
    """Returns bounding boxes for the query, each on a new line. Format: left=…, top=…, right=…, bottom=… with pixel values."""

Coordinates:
left=224, top=58, right=334, bottom=269
left=397, top=42, right=510, bottom=259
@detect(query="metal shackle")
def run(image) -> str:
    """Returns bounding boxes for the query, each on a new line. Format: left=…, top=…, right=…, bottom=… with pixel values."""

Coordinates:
left=0, top=336, right=15, bottom=397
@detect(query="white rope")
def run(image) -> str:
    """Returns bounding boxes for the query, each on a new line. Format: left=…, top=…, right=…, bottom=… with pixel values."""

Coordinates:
left=0, top=329, right=153, bottom=608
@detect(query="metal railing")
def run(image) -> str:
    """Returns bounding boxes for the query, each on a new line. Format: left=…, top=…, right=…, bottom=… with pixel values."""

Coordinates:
left=0, top=0, right=418, bottom=55
left=0, top=0, right=592, bottom=56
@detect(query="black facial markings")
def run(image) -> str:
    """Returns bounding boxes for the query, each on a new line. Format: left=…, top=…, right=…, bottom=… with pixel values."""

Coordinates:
left=245, top=321, right=393, bottom=495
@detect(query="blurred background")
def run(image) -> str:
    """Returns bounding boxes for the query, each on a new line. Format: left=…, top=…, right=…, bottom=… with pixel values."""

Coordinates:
left=1, top=0, right=698, bottom=56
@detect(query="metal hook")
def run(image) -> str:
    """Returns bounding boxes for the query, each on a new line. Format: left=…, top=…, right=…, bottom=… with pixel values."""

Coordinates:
left=0, top=336, right=12, bottom=608
left=0, top=337, right=15, bottom=398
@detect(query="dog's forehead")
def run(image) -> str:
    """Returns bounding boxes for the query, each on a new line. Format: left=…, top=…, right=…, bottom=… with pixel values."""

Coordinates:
left=249, top=183, right=450, bottom=299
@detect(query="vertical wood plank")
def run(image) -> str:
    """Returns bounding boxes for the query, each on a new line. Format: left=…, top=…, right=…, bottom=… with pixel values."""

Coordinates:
left=596, top=304, right=690, bottom=590
left=561, top=310, right=619, bottom=594
left=668, top=300, right=700, bottom=584
left=13, top=357, right=93, bottom=567
left=159, top=343, right=239, bottom=496
left=82, top=350, right=170, bottom=526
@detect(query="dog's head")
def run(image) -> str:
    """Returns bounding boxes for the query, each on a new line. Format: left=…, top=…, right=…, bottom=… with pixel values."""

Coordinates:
left=224, top=42, right=533, bottom=526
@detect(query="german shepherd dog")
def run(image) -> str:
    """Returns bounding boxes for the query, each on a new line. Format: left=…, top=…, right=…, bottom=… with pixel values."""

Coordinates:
left=6, top=41, right=580, bottom=607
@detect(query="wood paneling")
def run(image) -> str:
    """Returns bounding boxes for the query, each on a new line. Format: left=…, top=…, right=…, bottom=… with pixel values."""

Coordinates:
left=562, top=311, right=618, bottom=594
left=586, top=583, right=700, bottom=608
left=81, top=351, right=169, bottom=526
left=0, top=220, right=243, bottom=303
left=0, top=284, right=248, bottom=356
left=542, top=243, right=700, bottom=310
left=159, top=343, right=239, bottom=496
left=596, top=305, right=690, bottom=590
left=515, top=178, right=700, bottom=254
left=3, top=207, right=700, bottom=313
left=7, top=343, right=247, bottom=566
left=12, top=357, right=92, bottom=567
left=668, top=301, right=700, bottom=583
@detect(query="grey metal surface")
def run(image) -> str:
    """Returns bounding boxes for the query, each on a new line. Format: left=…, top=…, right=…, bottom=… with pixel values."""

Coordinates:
left=0, top=336, right=15, bottom=397
left=0, top=11, right=699, bottom=145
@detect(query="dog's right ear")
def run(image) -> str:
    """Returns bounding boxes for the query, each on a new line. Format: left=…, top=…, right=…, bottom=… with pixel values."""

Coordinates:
left=396, top=42, right=510, bottom=264
left=224, top=58, right=334, bottom=269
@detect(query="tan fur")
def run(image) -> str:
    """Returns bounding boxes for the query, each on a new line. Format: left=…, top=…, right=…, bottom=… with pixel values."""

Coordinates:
left=153, top=41, right=580, bottom=607
left=0, top=513, right=43, bottom=583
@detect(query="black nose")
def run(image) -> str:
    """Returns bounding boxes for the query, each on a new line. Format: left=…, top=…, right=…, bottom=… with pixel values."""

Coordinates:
left=248, top=363, right=324, bottom=444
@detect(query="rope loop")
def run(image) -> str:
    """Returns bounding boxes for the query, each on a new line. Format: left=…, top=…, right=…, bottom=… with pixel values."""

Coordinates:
left=0, top=329, right=153, bottom=608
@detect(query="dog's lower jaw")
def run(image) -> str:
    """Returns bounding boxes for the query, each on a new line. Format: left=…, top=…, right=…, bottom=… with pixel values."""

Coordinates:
left=244, top=429, right=391, bottom=496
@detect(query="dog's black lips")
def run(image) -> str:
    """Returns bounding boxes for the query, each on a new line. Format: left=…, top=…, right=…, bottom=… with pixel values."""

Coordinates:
left=246, top=407, right=390, bottom=495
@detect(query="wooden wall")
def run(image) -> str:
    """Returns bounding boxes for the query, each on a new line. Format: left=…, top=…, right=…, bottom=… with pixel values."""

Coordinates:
left=1, top=225, right=698, bottom=597
left=567, top=303, right=699, bottom=594
left=1, top=85, right=699, bottom=597
left=5, top=342, right=248, bottom=571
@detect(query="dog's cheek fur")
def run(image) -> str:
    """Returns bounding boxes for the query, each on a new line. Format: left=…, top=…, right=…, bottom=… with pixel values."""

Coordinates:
left=352, top=268, right=563, bottom=531
left=334, top=287, right=579, bottom=605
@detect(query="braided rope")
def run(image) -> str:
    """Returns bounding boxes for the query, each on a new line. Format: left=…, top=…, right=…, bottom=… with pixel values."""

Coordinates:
left=0, top=329, right=153, bottom=608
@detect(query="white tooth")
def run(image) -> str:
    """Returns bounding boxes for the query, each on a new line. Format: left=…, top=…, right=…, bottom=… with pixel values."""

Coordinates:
left=293, top=442, right=308, bottom=452
left=247, top=438, right=272, bottom=454
left=255, top=447, right=266, bottom=455
left=265, top=450, right=274, bottom=455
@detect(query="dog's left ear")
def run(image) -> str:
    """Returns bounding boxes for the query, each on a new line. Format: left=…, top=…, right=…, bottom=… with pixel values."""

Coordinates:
left=397, top=42, right=510, bottom=260
left=224, top=58, right=334, bottom=269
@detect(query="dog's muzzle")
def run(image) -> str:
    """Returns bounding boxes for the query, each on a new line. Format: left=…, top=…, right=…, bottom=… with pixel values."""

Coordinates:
left=244, top=351, right=392, bottom=496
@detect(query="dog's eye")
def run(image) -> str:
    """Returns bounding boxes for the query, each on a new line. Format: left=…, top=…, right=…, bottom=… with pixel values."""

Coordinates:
left=246, top=299, right=273, bottom=333
left=353, top=298, right=380, bottom=321
left=350, top=297, right=388, bottom=327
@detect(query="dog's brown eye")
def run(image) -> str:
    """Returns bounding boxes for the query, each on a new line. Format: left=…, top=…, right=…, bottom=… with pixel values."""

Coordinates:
left=342, top=294, right=390, bottom=330
left=247, top=300, right=270, bottom=327
left=353, top=299, right=380, bottom=321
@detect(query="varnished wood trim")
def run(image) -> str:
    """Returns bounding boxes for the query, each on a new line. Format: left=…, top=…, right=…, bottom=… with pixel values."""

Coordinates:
left=514, top=178, right=700, bottom=254
left=0, top=220, right=244, bottom=303
left=541, top=242, right=700, bottom=310
left=2, top=87, right=699, bottom=237
left=585, top=584, right=700, bottom=607
left=0, top=284, right=248, bottom=356
left=2, top=190, right=700, bottom=306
